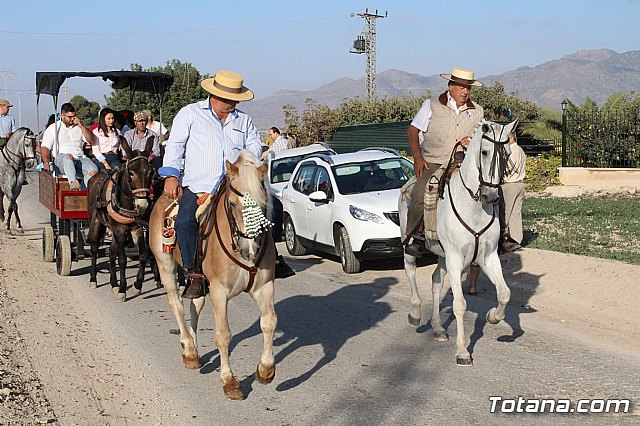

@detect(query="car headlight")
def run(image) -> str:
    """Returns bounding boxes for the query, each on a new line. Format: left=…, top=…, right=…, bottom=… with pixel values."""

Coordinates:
left=349, top=205, right=385, bottom=224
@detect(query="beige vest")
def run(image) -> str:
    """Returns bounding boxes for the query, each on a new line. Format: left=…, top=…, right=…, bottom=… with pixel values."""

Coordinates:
left=421, top=92, right=484, bottom=164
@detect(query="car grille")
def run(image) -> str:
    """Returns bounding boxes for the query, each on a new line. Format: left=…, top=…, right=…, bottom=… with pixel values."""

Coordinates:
left=384, top=211, right=400, bottom=226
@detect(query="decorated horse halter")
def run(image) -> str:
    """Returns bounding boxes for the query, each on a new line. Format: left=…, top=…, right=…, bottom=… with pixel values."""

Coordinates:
left=198, top=176, right=272, bottom=292
left=1, top=131, right=37, bottom=173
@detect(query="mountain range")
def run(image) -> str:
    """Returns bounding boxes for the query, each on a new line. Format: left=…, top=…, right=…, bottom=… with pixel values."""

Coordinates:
left=242, top=49, right=640, bottom=130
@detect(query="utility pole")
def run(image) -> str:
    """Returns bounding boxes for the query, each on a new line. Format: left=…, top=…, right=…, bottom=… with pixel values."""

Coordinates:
left=0, top=71, right=16, bottom=97
left=350, top=9, right=386, bottom=100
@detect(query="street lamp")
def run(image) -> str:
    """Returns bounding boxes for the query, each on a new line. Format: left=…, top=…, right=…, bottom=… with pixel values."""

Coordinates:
left=561, top=99, right=568, bottom=167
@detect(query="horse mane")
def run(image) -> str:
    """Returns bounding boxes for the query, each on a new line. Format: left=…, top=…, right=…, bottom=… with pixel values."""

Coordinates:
left=234, top=150, right=267, bottom=209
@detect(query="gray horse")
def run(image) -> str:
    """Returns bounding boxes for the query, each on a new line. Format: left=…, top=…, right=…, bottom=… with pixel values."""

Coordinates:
left=0, top=128, right=37, bottom=234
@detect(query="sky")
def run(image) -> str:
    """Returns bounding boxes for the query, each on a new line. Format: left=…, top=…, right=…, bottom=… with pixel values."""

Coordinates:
left=1, top=0, right=639, bottom=130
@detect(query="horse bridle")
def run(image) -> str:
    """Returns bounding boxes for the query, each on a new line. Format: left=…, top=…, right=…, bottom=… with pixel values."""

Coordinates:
left=106, top=155, right=154, bottom=222
left=459, top=127, right=510, bottom=201
left=0, top=131, right=37, bottom=173
left=201, top=177, right=269, bottom=292
left=449, top=124, right=510, bottom=263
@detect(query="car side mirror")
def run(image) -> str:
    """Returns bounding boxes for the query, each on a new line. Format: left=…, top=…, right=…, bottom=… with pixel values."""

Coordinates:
left=308, top=190, right=328, bottom=203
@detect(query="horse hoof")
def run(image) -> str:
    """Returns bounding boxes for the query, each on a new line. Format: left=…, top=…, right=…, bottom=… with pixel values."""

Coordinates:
left=408, top=314, right=421, bottom=327
left=4, top=229, right=11, bottom=235
left=223, top=379, right=244, bottom=401
left=256, top=363, right=276, bottom=385
left=111, top=286, right=119, bottom=295
left=16, top=228, right=24, bottom=235
left=486, top=308, right=501, bottom=325
left=131, top=288, right=141, bottom=297
left=89, top=281, right=97, bottom=288
left=182, top=355, right=201, bottom=370
left=456, top=356, right=473, bottom=366
left=116, top=292, right=126, bottom=303
left=433, top=331, right=449, bottom=342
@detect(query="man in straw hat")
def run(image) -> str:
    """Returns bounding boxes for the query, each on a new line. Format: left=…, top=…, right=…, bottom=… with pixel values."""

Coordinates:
left=404, top=67, right=485, bottom=258
left=160, top=70, right=290, bottom=298
left=0, top=99, right=17, bottom=148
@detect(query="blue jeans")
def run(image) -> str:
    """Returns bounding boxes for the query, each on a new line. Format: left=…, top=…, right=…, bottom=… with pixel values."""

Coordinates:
left=175, top=187, right=199, bottom=270
left=96, top=153, right=122, bottom=171
left=54, top=155, right=98, bottom=188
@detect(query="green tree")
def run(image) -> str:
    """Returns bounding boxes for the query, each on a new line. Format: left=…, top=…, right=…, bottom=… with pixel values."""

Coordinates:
left=104, top=60, right=210, bottom=131
left=69, top=95, right=99, bottom=127
left=290, top=94, right=430, bottom=146
left=520, top=108, right=562, bottom=142
left=472, top=82, right=539, bottom=121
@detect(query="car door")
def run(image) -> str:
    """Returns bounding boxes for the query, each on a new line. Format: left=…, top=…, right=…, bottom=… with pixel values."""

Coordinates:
left=285, top=164, right=316, bottom=239
left=305, top=166, right=334, bottom=246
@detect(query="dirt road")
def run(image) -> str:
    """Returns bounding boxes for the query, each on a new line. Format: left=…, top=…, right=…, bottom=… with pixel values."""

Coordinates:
left=1, top=174, right=639, bottom=424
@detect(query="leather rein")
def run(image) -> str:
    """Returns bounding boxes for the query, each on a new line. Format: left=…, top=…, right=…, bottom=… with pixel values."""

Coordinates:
left=198, top=177, right=269, bottom=293
left=448, top=129, right=510, bottom=263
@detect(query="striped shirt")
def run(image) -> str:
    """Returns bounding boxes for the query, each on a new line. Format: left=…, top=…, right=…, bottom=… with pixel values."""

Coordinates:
left=0, top=114, right=17, bottom=137
left=123, top=128, right=160, bottom=157
left=269, top=136, right=291, bottom=153
left=159, top=98, right=262, bottom=194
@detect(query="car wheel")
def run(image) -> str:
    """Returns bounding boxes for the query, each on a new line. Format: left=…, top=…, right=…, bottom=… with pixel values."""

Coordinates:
left=284, top=216, right=307, bottom=256
left=338, top=227, right=361, bottom=274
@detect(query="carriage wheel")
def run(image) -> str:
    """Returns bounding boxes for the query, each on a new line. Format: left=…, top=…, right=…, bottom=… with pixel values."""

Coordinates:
left=56, top=235, right=72, bottom=276
left=42, top=226, right=55, bottom=262
left=338, top=227, right=361, bottom=274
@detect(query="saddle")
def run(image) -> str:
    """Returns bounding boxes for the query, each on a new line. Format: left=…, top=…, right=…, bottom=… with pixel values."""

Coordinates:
left=402, top=145, right=465, bottom=241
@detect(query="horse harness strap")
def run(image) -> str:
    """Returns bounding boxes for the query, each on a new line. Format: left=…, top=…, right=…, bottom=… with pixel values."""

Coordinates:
left=447, top=181, right=496, bottom=264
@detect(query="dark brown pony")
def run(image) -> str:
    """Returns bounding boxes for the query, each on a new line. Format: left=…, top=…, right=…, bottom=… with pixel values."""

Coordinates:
left=149, top=150, right=276, bottom=400
left=87, top=136, right=158, bottom=302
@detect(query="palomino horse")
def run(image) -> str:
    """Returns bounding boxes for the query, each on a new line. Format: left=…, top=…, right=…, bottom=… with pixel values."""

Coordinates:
left=149, top=150, right=276, bottom=400
left=0, top=128, right=37, bottom=234
left=399, top=119, right=518, bottom=366
left=87, top=136, right=159, bottom=302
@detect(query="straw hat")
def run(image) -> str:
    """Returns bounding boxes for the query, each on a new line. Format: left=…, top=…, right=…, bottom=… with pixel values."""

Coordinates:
left=200, top=70, right=254, bottom=102
left=439, top=67, right=483, bottom=87
left=0, top=99, right=13, bottom=107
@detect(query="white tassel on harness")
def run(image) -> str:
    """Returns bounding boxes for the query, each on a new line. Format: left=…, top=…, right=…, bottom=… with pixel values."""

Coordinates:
left=241, top=194, right=272, bottom=239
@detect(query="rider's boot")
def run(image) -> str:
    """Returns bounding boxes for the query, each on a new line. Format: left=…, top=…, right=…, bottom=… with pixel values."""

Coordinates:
left=405, top=235, right=425, bottom=258
left=183, top=269, right=206, bottom=299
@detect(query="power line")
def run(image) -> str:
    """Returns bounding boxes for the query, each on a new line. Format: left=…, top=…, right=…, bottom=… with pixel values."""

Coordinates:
left=0, top=16, right=351, bottom=37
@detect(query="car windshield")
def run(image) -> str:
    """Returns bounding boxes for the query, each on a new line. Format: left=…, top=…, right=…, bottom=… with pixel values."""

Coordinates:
left=270, top=151, right=333, bottom=184
left=332, top=157, right=415, bottom=194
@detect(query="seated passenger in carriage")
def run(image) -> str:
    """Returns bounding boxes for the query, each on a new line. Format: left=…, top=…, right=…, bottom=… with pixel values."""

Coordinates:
left=122, top=111, right=160, bottom=167
left=405, top=67, right=485, bottom=258
left=91, top=108, right=122, bottom=171
left=40, top=102, right=99, bottom=190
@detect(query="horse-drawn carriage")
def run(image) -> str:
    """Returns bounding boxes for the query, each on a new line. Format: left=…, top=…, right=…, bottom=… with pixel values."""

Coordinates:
left=37, top=71, right=173, bottom=276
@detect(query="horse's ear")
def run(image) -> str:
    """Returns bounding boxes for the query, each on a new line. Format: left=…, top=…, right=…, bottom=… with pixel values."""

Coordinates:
left=143, top=136, right=154, bottom=157
left=506, top=119, right=519, bottom=136
left=257, top=162, right=268, bottom=182
left=225, top=160, right=237, bottom=176
left=119, top=136, right=133, bottom=158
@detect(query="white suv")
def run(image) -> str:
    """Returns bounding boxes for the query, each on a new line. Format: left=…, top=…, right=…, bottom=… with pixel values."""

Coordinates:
left=281, top=148, right=414, bottom=273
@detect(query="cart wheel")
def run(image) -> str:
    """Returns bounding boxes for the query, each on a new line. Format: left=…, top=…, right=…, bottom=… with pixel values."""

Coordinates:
left=56, top=235, right=72, bottom=276
left=42, top=226, right=55, bottom=262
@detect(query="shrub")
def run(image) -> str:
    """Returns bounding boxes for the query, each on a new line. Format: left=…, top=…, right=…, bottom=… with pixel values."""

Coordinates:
left=525, top=152, right=561, bottom=191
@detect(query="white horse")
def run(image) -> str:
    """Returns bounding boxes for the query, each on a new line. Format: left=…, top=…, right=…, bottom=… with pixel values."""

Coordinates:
left=399, top=119, right=518, bottom=366
left=0, top=128, right=37, bottom=234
